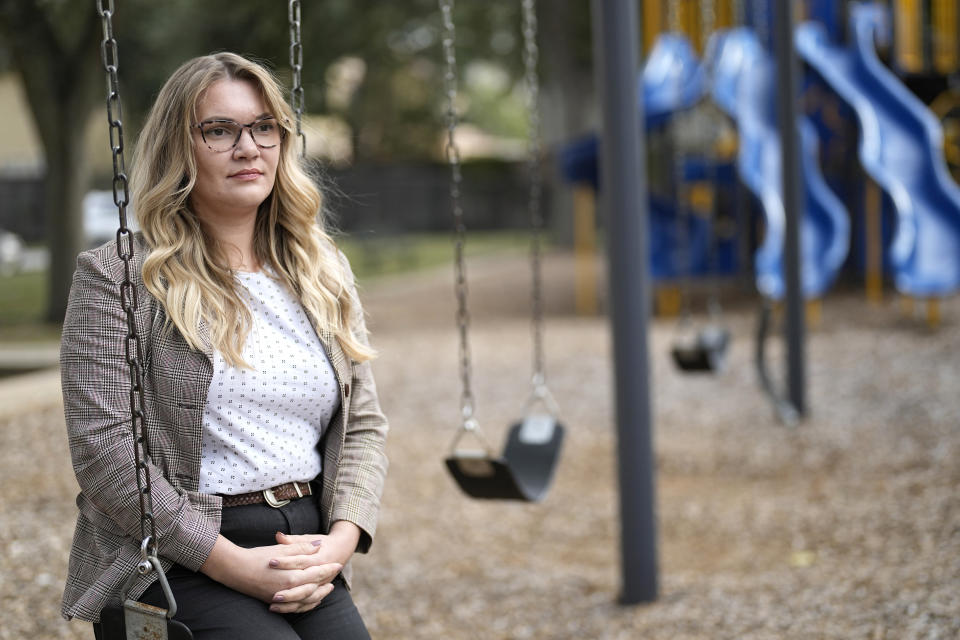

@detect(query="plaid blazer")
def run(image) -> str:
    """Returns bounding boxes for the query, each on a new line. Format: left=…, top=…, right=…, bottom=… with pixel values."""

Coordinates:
left=60, top=234, right=388, bottom=622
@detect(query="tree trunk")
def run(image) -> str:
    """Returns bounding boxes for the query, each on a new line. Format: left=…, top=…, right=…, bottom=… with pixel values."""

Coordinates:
left=0, top=1, right=103, bottom=321
left=45, top=107, right=91, bottom=322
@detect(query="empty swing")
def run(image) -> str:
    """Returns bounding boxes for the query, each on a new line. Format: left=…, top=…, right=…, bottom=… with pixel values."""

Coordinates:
left=667, top=0, right=731, bottom=373
left=439, top=0, right=564, bottom=502
left=92, top=2, right=306, bottom=638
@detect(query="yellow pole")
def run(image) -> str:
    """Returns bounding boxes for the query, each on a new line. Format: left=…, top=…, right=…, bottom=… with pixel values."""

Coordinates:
left=806, top=299, right=822, bottom=328
left=894, top=0, right=925, bottom=73
left=931, top=0, right=959, bottom=75
left=655, top=286, right=683, bottom=317
left=715, top=0, right=734, bottom=30
left=927, top=298, right=942, bottom=328
left=865, top=180, right=884, bottom=304
left=573, top=184, right=599, bottom=315
left=643, top=0, right=664, bottom=56
left=678, top=0, right=702, bottom=53
left=902, top=295, right=916, bottom=315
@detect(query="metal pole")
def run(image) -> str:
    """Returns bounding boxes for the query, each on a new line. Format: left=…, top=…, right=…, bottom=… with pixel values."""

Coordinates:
left=773, top=0, right=806, bottom=415
left=591, top=0, right=658, bottom=604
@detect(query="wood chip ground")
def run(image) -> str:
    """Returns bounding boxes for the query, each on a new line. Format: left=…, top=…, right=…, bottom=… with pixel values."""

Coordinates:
left=1, top=253, right=957, bottom=639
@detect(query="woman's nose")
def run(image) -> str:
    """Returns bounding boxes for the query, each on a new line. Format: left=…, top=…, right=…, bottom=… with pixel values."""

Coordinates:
left=234, top=127, right=261, bottom=157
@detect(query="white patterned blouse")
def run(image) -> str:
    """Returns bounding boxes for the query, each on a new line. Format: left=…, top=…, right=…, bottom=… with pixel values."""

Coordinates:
left=199, top=268, right=340, bottom=495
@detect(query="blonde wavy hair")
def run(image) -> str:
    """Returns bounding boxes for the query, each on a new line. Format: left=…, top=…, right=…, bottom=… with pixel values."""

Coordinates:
left=131, top=52, right=374, bottom=366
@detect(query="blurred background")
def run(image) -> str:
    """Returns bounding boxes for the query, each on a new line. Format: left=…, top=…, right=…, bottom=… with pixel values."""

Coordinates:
left=0, top=1, right=958, bottom=638
left=2, top=0, right=960, bottom=328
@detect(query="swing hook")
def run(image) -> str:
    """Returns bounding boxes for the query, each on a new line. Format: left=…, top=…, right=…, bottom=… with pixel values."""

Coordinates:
left=117, top=536, right=179, bottom=620
left=524, top=373, right=561, bottom=419
left=449, top=403, right=493, bottom=458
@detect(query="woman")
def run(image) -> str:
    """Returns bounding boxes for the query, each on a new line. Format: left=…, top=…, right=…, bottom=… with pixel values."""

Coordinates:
left=60, top=53, right=388, bottom=639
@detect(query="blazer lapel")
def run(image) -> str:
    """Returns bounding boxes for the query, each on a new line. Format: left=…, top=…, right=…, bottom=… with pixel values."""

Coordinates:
left=317, top=327, right=351, bottom=391
left=196, top=315, right=214, bottom=362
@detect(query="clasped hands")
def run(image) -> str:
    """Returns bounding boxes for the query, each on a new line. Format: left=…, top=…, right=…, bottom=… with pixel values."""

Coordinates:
left=201, top=521, right=361, bottom=614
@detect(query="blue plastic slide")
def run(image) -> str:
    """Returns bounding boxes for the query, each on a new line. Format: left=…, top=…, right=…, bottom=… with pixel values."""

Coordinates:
left=642, top=33, right=706, bottom=128
left=707, top=28, right=850, bottom=299
left=796, top=3, right=960, bottom=296
left=559, top=33, right=705, bottom=185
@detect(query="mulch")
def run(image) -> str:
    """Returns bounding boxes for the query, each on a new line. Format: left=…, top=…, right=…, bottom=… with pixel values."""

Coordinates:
left=1, top=252, right=957, bottom=639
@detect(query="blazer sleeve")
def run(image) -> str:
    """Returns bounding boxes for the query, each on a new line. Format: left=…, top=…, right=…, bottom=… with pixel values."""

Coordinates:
left=329, top=254, right=389, bottom=553
left=61, top=249, right=219, bottom=571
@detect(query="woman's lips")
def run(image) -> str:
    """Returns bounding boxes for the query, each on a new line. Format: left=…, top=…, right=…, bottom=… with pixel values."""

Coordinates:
left=229, top=169, right=262, bottom=181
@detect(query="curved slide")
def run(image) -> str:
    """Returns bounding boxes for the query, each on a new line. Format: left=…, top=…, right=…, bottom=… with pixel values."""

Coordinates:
left=642, top=32, right=706, bottom=128
left=560, top=32, right=705, bottom=184
left=796, top=3, right=960, bottom=296
left=707, top=28, right=850, bottom=299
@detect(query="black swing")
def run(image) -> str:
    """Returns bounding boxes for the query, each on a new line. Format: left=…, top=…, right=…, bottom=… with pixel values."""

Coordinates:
left=444, top=388, right=564, bottom=502
left=666, top=135, right=732, bottom=373
left=667, top=0, right=731, bottom=374
left=93, top=2, right=307, bottom=637
left=439, top=0, right=564, bottom=502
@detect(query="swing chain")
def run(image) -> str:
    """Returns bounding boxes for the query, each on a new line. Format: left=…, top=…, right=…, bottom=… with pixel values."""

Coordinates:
left=733, top=0, right=745, bottom=27
left=700, top=0, right=716, bottom=45
left=521, top=0, right=547, bottom=392
left=289, top=0, right=306, bottom=157
left=699, top=0, right=723, bottom=320
left=96, top=0, right=159, bottom=562
left=439, top=0, right=477, bottom=429
left=752, top=0, right=768, bottom=48
left=667, top=0, right=680, bottom=33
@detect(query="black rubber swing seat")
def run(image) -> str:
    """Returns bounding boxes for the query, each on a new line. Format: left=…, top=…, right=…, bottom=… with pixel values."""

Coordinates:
left=445, top=415, right=564, bottom=502
left=670, top=325, right=731, bottom=372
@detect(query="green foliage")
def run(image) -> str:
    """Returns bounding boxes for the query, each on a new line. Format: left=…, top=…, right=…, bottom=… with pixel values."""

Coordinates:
left=1, top=0, right=592, bottom=164
left=0, top=270, right=47, bottom=326
left=95, top=0, right=537, bottom=163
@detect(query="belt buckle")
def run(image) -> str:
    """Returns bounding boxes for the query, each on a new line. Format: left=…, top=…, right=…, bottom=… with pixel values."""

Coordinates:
left=263, top=488, right=291, bottom=508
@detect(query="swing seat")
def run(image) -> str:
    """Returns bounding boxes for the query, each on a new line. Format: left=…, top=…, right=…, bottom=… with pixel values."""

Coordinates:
left=671, top=325, right=730, bottom=372
left=445, top=414, right=564, bottom=502
left=99, top=601, right=193, bottom=640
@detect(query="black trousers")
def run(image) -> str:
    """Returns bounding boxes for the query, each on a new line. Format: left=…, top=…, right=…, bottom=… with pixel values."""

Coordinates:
left=94, top=496, right=370, bottom=640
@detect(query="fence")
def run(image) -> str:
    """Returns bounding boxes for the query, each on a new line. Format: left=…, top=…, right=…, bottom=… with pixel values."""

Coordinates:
left=0, top=161, right=549, bottom=244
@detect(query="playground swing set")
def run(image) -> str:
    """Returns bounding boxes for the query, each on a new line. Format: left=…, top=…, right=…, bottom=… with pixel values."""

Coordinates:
left=92, top=0, right=313, bottom=637
left=439, top=0, right=566, bottom=502
left=92, top=0, right=566, bottom=637
left=87, top=0, right=960, bottom=633
left=663, top=0, right=733, bottom=373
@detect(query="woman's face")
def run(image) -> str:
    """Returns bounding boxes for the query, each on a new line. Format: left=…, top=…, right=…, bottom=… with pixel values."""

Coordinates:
left=189, top=78, right=281, bottom=224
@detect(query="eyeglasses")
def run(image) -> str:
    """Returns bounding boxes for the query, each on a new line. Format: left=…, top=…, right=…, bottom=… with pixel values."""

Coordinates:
left=193, top=116, right=284, bottom=152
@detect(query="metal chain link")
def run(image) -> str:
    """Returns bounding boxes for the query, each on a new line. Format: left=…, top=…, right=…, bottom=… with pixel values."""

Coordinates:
left=699, top=0, right=723, bottom=318
left=700, top=0, right=716, bottom=43
left=96, top=0, right=158, bottom=562
left=288, top=0, right=306, bottom=157
left=733, top=0, right=745, bottom=26
left=521, top=0, right=547, bottom=390
left=439, top=0, right=478, bottom=430
left=667, top=0, right=681, bottom=33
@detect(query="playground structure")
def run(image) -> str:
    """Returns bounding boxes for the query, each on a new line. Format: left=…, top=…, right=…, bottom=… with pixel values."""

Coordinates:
left=562, top=0, right=960, bottom=318
left=1, top=1, right=959, bottom=637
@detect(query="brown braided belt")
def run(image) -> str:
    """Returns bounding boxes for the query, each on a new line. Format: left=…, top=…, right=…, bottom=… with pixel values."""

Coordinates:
left=220, top=481, right=314, bottom=508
